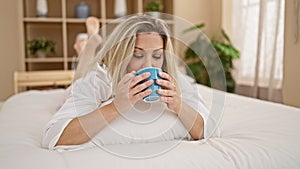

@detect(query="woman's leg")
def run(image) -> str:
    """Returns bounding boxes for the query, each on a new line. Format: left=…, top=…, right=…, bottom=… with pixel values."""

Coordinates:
left=74, top=16, right=102, bottom=81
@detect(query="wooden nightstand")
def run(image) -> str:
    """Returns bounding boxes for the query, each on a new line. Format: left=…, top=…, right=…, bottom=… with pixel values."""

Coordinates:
left=14, top=70, right=75, bottom=94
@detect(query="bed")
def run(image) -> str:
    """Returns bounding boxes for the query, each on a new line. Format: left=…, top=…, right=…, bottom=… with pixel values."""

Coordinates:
left=0, top=84, right=299, bottom=169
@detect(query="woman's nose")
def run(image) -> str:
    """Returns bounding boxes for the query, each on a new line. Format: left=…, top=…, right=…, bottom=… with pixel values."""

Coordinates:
left=142, top=55, right=152, bottom=68
left=143, top=61, right=152, bottom=68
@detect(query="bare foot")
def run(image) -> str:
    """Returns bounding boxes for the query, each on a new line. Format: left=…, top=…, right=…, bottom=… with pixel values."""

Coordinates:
left=74, top=16, right=102, bottom=81
left=85, top=16, right=102, bottom=49
left=86, top=16, right=100, bottom=37
left=73, top=33, right=88, bottom=55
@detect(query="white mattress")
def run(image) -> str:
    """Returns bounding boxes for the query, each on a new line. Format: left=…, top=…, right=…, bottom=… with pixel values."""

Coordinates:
left=0, top=85, right=300, bottom=169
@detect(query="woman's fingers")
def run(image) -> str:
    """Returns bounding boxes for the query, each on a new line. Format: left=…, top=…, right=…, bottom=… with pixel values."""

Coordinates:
left=160, top=96, right=173, bottom=103
left=129, top=72, right=151, bottom=89
left=156, top=79, right=176, bottom=90
left=158, top=72, right=172, bottom=81
left=129, top=72, right=153, bottom=99
left=157, top=89, right=176, bottom=97
left=157, top=72, right=176, bottom=90
left=120, top=71, right=136, bottom=85
left=158, top=89, right=178, bottom=106
left=157, top=72, right=182, bottom=113
left=132, top=89, right=152, bottom=103
left=120, top=71, right=179, bottom=104
left=130, top=79, right=153, bottom=96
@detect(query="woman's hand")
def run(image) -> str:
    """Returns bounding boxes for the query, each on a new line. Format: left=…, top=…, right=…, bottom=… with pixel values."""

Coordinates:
left=157, top=72, right=182, bottom=115
left=112, top=71, right=154, bottom=114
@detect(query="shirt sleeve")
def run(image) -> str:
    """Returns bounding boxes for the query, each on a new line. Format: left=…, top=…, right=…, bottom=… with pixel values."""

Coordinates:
left=42, top=64, right=112, bottom=150
left=177, top=71, right=209, bottom=139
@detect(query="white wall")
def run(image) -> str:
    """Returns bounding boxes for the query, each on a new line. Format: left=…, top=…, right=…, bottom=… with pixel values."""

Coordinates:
left=221, top=0, right=232, bottom=38
left=283, top=0, right=300, bottom=107
left=172, top=0, right=222, bottom=61
left=173, top=0, right=222, bottom=38
left=0, top=0, right=22, bottom=100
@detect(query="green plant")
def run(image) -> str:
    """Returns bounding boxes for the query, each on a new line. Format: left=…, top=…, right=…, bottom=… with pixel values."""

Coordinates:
left=183, top=23, right=240, bottom=93
left=27, top=37, right=55, bottom=55
left=145, top=0, right=163, bottom=12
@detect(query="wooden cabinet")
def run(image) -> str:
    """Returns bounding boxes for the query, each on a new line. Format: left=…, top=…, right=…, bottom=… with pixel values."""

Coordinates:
left=20, top=0, right=174, bottom=71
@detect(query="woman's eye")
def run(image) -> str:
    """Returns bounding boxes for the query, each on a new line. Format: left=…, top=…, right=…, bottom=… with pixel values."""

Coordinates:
left=133, top=53, right=143, bottom=58
left=153, top=54, right=162, bottom=59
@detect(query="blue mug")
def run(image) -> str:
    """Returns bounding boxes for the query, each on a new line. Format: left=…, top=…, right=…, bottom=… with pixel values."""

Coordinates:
left=136, top=67, right=162, bottom=102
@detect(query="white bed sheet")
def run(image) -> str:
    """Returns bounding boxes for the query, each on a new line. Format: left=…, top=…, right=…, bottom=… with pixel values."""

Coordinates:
left=0, top=85, right=300, bottom=169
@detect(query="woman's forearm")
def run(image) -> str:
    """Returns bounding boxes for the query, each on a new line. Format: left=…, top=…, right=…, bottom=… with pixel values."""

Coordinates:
left=56, top=100, right=204, bottom=146
left=56, top=102, right=120, bottom=146
left=178, top=102, right=204, bottom=140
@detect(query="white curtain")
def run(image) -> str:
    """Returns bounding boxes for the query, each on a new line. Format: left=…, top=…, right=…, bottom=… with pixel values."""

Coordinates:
left=231, top=0, right=285, bottom=100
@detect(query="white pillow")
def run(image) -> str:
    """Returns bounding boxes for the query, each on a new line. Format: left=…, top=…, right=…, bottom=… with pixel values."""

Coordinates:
left=92, top=100, right=192, bottom=146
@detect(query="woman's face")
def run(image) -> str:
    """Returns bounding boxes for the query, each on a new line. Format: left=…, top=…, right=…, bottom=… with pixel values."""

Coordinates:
left=127, top=32, right=164, bottom=72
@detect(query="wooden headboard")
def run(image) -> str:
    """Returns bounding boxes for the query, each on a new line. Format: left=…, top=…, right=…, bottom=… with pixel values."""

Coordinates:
left=14, top=70, right=75, bottom=94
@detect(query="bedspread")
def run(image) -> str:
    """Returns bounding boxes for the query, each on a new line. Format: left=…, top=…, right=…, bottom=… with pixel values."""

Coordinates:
left=0, top=85, right=300, bottom=169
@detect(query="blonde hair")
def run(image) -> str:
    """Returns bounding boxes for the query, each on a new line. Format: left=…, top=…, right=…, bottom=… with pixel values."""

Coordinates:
left=87, top=14, right=180, bottom=94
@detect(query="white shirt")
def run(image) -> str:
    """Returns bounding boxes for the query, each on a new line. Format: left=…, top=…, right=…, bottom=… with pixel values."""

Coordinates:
left=42, top=64, right=208, bottom=150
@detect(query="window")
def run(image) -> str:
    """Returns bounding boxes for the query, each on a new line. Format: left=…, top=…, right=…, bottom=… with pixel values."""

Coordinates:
left=231, top=0, right=285, bottom=89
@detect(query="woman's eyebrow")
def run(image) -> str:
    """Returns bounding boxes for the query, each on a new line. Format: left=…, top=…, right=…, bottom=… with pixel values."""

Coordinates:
left=134, top=47, right=163, bottom=51
left=153, top=48, right=164, bottom=52
left=134, top=47, right=144, bottom=51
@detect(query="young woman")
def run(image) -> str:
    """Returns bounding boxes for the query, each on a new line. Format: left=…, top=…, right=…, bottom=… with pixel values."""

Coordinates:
left=42, top=15, right=208, bottom=150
